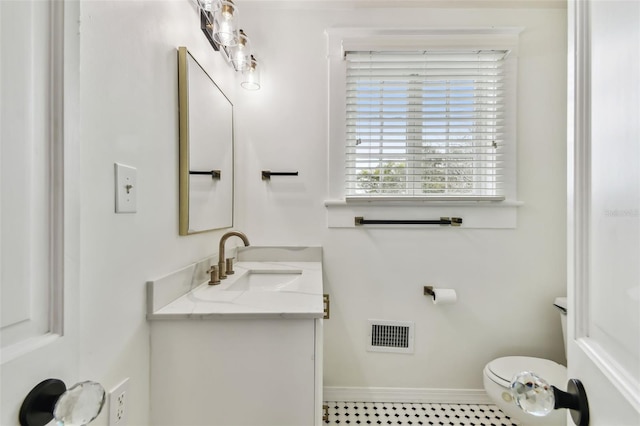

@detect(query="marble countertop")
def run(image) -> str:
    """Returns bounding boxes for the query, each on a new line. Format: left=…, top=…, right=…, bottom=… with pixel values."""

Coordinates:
left=147, top=247, right=324, bottom=320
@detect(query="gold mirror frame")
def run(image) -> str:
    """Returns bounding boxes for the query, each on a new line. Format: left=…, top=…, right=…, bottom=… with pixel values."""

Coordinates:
left=178, top=47, right=234, bottom=235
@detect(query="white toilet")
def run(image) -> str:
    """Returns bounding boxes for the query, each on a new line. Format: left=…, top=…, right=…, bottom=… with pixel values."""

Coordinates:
left=483, top=297, right=568, bottom=425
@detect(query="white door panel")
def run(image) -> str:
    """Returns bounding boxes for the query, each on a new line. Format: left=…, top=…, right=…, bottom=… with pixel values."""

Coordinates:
left=588, top=0, right=640, bottom=387
left=568, top=0, right=640, bottom=424
left=0, top=0, right=52, bottom=348
left=0, top=1, right=80, bottom=424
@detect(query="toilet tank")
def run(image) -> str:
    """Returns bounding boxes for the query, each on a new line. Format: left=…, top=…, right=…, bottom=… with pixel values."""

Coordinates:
left=554, top=297, right=568, bottom=355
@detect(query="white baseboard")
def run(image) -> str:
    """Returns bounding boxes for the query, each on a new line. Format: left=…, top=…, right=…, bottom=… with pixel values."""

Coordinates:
left=323, top=387, right=492, bottom=405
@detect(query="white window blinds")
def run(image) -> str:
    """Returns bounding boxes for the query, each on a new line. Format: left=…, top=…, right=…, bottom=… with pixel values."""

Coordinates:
left=345, top=50, right=510, bottom=200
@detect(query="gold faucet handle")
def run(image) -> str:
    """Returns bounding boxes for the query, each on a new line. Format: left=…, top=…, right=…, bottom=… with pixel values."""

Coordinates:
left=207, top=265, right=220, bottom=285
left=225, top=258, right=234, bottom=275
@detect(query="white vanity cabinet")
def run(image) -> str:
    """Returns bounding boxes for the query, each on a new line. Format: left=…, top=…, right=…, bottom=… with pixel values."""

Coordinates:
left=147, top=247, right=324, bottom=426
left=150, top=317, right=323, bottom=426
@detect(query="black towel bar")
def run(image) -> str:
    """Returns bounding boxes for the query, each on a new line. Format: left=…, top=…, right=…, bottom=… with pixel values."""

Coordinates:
left=354, top=216, right=462, bottom=226
left=189, top=170, right=221, bottom=179
left=262, top=170, right=299, bottom=180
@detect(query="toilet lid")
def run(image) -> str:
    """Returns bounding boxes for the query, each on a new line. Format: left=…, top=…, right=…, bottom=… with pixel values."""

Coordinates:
left=486, top=356, right=567, bottom=388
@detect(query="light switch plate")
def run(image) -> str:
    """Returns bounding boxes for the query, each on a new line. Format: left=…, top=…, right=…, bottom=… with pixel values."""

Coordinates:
left=115, top=163, right=137, bottom=213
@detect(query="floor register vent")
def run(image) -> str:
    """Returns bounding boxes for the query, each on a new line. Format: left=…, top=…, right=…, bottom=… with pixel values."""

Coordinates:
left=367, top=320, right=414, bottom=354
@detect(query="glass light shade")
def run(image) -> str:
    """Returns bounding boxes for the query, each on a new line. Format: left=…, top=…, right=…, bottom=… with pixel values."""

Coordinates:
left=241, top=56, right=261, bottom=90
left=230, top=29, right=251, bottom=72
left=212, top=0, right=238, bottom=47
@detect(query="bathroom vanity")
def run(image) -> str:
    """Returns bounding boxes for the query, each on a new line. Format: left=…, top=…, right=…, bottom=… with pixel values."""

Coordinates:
left=147, top=247, right=324, bottom=426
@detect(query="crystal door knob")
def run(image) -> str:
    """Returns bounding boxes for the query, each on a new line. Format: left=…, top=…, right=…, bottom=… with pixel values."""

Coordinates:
left=19, top=379, right=105, bottom=426
left=510, top=371, right=555, bottom=416
left=510, top=371, right=589, bottom=426
left=53, top=381, right=105, bottom=425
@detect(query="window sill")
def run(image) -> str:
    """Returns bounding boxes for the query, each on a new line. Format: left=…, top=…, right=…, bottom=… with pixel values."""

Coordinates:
left=324, top=199, right=524, bottom=229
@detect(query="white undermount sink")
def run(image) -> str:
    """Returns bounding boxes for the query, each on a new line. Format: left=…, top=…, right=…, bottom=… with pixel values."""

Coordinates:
left=224, top=269, right=303, bottom=292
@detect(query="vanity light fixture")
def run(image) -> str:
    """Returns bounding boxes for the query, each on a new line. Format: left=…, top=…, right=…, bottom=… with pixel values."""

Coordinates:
left=240, top=55, right=261, bottom=90
left=198, top=0, right=261, bottom=90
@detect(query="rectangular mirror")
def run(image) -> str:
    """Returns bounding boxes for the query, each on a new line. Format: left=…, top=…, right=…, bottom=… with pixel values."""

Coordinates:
left=178, top=46, right=234, bottom=235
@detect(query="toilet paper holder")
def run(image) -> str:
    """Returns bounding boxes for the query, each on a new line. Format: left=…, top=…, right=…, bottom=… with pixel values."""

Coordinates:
left=423, top=286, right=457, bottom=305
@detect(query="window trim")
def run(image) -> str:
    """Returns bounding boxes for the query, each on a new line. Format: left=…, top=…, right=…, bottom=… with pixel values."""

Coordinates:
left=325, top=27, right=524, bottom=228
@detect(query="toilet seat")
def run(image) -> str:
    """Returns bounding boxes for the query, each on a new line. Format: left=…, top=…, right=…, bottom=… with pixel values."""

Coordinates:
left=485, top=356, right=567, bottom=388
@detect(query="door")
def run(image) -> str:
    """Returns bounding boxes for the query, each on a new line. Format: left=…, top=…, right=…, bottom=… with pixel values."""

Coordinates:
left=568, top=0, right=640, bottom=424
left=0, top=1, right=80, bottom=424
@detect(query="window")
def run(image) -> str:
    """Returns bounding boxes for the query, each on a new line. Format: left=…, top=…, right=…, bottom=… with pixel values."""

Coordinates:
left=325, top=28, right=521, bottom=228
left=345, top=50, right=509, bottom=200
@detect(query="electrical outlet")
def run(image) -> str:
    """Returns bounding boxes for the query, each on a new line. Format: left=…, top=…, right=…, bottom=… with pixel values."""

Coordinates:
left=108, top=378, right=130, bottom=426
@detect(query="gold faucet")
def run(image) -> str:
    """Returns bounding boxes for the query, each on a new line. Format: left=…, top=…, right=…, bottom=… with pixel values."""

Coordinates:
left=218, top=231, right=250, bottom=280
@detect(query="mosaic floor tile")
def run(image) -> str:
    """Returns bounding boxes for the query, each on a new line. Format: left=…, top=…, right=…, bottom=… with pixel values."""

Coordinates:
left=323, top=402, right=518, bottom=426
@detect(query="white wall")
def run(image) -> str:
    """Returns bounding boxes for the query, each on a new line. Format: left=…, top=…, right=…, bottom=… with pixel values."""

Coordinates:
left=236, top=3, right=568, bottom=390
left=77, top=1, right=239, bottom=424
